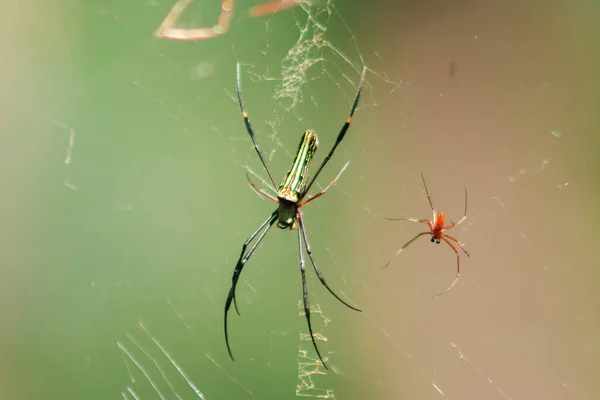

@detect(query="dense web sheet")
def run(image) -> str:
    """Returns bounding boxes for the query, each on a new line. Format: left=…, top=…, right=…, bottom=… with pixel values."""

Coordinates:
left=233, top=2, right=401, bottom=162
left=295, top=303, right=333, bottom=398
left=8, top=1, right=598, bottom=399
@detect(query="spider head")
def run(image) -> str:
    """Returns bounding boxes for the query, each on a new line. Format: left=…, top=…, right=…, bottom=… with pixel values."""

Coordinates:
left=431, top=237, right=441, bottom=244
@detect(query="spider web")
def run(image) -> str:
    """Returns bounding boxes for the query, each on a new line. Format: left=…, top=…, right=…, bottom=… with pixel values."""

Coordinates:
left=3, top=0, right=599, bottom=399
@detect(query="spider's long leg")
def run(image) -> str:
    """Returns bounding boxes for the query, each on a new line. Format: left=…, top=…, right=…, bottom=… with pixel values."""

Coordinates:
left=298, top=213, right=361, bottom=312
left=444, top=234, right=470, bottom=257
left=382, top=232, right=430, bottom=269
left=297, top=222, right=329, bottom=369
left=442, top=188, right=469, bottom=231
left=246, top=173, right=278, bottom=203
left=420, top=173, right=437, bottom=221
left=236, top=63, right=278, bottom=189
left=249, top=0, right=302, bottom=17
left=230, top=212, right=276, bottom=315
left=385, top=217, right=430, bottom=225
left=225, top=212, right=277, bottom=361
left=154, top=0, right=234, bottom=41
left=455, top=187, right=468, bottom=226
left=245, top=165, right=277, bottom=194
left=298, top=161, right=349, bottom=207
left=302, top=67, right=366, bottom=197
left=431, top=237, right=461, bottom=299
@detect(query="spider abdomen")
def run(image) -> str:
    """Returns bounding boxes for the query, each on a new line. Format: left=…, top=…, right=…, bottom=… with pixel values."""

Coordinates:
left=277, top=130, right=318, bottom=203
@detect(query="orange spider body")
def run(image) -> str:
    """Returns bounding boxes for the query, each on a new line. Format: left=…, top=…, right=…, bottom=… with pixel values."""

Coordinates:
left=431, top=212, right=445, bottom=241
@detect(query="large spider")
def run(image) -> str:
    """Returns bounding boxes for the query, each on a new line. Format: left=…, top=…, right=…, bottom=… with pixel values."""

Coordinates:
left=384, top=173, right=469, bottom=299
left=224, top=64, right=366, bottom=369
left=154, top=0, right=303, bottom=41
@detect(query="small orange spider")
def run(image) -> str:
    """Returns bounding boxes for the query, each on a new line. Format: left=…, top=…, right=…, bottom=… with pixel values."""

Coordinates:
left=384, top=173, right=469, bottom=299
left=154, top=0, right=303, bottom=41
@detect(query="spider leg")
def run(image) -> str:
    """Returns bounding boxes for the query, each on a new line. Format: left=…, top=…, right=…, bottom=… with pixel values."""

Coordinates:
left=382, top=232, right=430, bottom=268
left=225, top=212, right=277, bottom=361
left=441, top=223, right=455, bottom=232
left=154, top=0, right=234, bottom=40
left=297, top=219, right=329, bottom=369
left=298, top=161, right=350, bottom=207
left=442, top=188, right=468, bottom=231
left=302, top=67, right=366, bottom=197
left=455, top=187, right=468, bottom=226
left=246, top=172, right=278, bottom=203
left=249, top=0, right=303, bottom=17
left=245, top=165, right=277, bottom=193
left=420, top=173, right=437, bottom=221
left=298, top=213, right=361, bottom=311
left=385, top=217, right=430, bottom=225
left=230, top=213, right=275, bottom=314
left=431, top=237, right=461, bottom=299
left=236, top=64, right=278, bottom=189
left=444, top=234, right=470, bottom=257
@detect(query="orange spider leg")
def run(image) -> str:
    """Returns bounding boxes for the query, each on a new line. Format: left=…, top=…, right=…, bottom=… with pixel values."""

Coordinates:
left=297, top=161, right=349, bottom=208
left=246, top=174, right=278, bottom=203
left=444, top=234, right=470, bottom=257
left=244, top=165, right=277, bottom=194
left=386, top=217, right=434, bottom=232
left=420, top=172, right=437, bottom=221
left=250, top=0, right=303, bottom=17
left=442, top=188, right=468, bottom=232
left=385, top=217, right=430, bottom=225
left=431, top=237, right=461, bottom=299
left=382, top=231, right=430, bottom=269
left=154, top=0, right=234, bottom=40
left=441, top=223, right=456, bottom=232
left=442, top=217, right=467, bottom=232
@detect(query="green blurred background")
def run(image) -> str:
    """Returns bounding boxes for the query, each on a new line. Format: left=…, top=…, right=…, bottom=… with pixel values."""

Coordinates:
left=1, top=0, right=599, bottom=399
